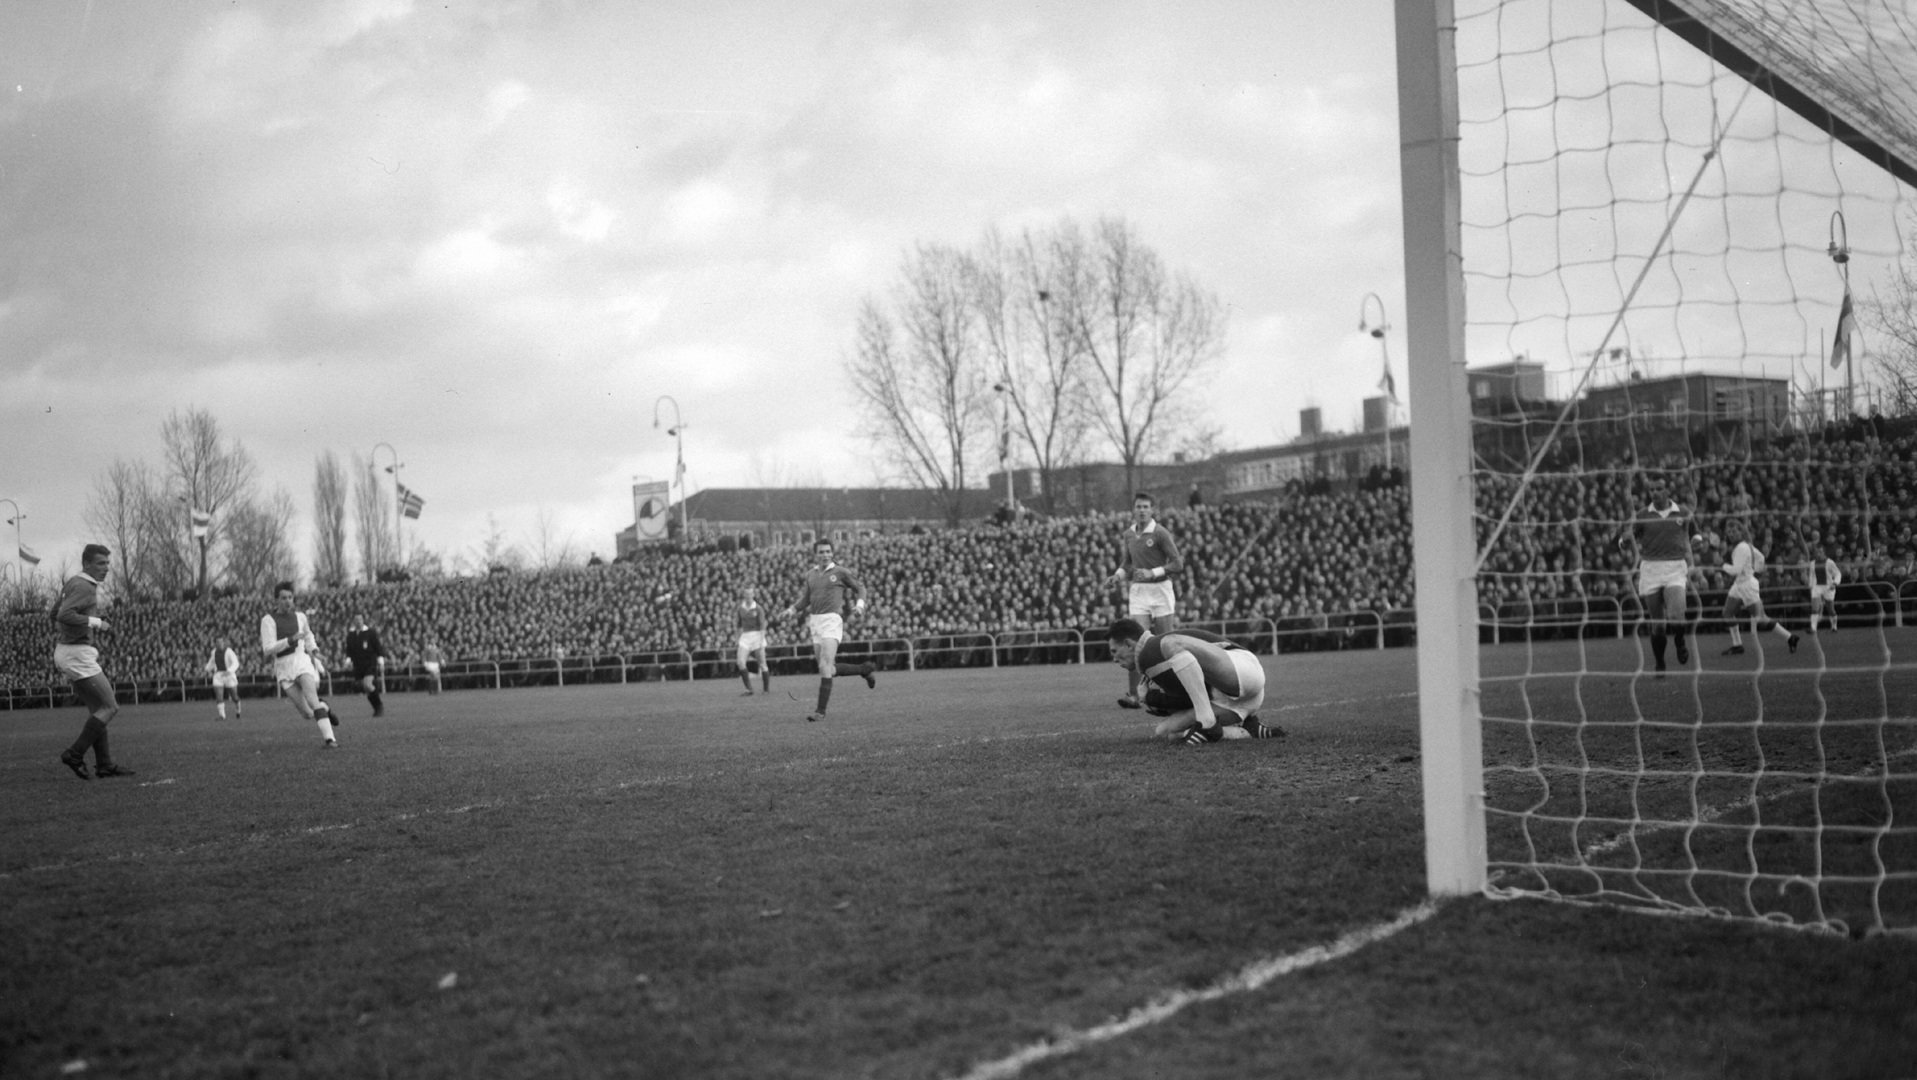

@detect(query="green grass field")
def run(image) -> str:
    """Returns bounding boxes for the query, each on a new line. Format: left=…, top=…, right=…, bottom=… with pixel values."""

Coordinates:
left=4, top=643, right=1914, bottom=1079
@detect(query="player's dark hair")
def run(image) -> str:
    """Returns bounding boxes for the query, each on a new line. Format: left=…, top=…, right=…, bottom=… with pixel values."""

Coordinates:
left=1108, top=617, right=1146, bottom=643
left=1133, top=492, right=1154, bottom=506
left=274, top=581, right=296, bottom=596
left=82, top=543, right=111, bottom=562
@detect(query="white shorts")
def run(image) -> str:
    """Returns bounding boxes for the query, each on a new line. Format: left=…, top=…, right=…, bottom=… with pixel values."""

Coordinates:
left=422, top=661, right=442, bottom=674
left=1637, top=559, right=1688, bottom=595
left=737, top=630, right=766, bottom=656
left=1128, top=581, right=1176, bottom=620
left=1810, top=585, right=1837, bottom=602
left=807, top=613, right=844, bottom=644
left=54, top=644, right=103, bottom=681
left=272, top=652, right=319, bottom=691
left=1726, top=579, right=1762, bottom=608
left=1214, top=649, right=1267, bottom=718
left=211, top=672, right=238, bottom=689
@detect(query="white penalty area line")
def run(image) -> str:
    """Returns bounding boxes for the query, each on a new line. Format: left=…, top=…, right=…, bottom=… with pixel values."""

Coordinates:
left=948, top=899, right=1444, bottom=1080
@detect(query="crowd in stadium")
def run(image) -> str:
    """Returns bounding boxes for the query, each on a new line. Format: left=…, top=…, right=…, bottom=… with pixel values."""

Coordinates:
left=5, top=428, right=1915, bottom=691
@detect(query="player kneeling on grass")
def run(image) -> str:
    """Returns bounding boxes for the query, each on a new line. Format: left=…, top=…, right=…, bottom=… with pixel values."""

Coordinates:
left=260, top=581, right=339, bottom=748
left=1106, top=618, right=1283, bottom=745
left=1717, top=521, right=1799, bottom=657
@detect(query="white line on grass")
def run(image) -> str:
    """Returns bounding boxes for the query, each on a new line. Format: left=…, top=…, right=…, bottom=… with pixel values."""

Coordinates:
left=947, top=900, right=1444, bottom=1080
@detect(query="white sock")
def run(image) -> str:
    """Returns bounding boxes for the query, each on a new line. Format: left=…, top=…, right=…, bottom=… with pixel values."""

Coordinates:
left=315, top=711, right=335, bottom=742
left=216, top=703, right=226, bottom=719
left=1728, top=626, right=1743, bottom=647
left=1773, top=623, right=1793, bottom=638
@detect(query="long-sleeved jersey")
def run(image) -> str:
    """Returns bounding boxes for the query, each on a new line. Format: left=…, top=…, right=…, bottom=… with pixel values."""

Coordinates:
left=260, top=610, right=317, bottom=661
left=791, top=563, right=865, bottom=617
left=1118, top=520, right=1183, bottom=581
left=737, top=602, right=767, bottom=633
left=52, top=572, right=106, bottom=646
left=204, top=646, right=240, bottom=676
left=1624, top=501, right=1693, bottom=562
left=1722, top=541, right=1766, bottom=602
left=1809, top=558, right=1842, bottom=590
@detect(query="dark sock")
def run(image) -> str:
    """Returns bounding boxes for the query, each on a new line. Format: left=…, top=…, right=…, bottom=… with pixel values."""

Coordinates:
left=92, top=724, right=112, bottom=768
left=1651, top=632, right=1667, bottom=664
left=369, top=690, right=383, bottom=712
left=816, top=677, right=833, bottom=714
left=834, top=661, right=866, bottom=677
left=69, top=716, right=106, bottom=760
left=761, top=670, right=770, bottom=692
left=740, top=670, right=753, bottom=690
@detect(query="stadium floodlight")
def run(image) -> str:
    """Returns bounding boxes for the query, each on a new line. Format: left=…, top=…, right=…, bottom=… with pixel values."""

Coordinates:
left=653, top=395, right=689, bottom=540
left=374, top=442, right=402, bottom=573
left=1360, top=292, right=1397, bottom=471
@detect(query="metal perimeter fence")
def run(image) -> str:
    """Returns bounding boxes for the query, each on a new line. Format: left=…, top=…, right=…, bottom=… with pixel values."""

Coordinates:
left=5, top=581, right=1913, bottom=711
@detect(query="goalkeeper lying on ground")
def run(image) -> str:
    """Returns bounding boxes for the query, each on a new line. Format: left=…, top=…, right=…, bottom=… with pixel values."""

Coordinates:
left=1106, top=618, right=1285, bottom=745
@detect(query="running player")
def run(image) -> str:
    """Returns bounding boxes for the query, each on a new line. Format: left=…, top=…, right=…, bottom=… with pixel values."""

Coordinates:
left=1106, top=618, right=1284, bottom=745
left=781, top=539, right=876, bottom=723
left=736, top=584, right=771, bottom=696
left=205, top=635, right=242, bottom=719
left=1718, top=520, right=1798, bottom=657
left=54, top=543, right=136, bottom=779
left=260, top=582, right=339, bottom=748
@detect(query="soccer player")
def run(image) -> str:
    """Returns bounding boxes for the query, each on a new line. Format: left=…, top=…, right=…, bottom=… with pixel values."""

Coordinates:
left=735, top=583, right=771, bottom=696
left=54, top=543, right=136, bottom=779
left=418, top=640, right=444, bottom=695
left=343, top=612, right=391, bottom=716
left=205, top=635, right=242, bottom=719
left=261, top=582, right=339, bottom=748
left=1617, top=479, right=1695, bottom=677
left=1106, top=618, right=1283, bottom=745
left=780, top=538, right=876, bottom=723
left=1717, top=520, right=1798, bottom=657
left=1110, top=492, right=1183, bottom=710
left=1807, top=540, right=1842, bottom=633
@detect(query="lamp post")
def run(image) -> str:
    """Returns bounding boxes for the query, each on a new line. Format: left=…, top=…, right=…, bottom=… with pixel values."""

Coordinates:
left=373, top=442, right=402, bottom=576
left=1360, top=292, right=1395, bottom=471
left=653, top=396, right=689, bottom=541
left=992, top=382, right=1014, bottom=516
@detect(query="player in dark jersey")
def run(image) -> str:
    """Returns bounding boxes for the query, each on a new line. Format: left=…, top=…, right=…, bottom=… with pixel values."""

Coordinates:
left=1617, top=478, right=1696, bottom=676
left=735, top=584, right=771, bottom=695
left=343, top=613, right=391, bottom=716
left=781, top=539, right=877, bottom=723
left=1110, top=492, right=1183, bottom=710
left=1107, top=618, right=1284, bottom=745
left=53, top=543, right=136, bottom=779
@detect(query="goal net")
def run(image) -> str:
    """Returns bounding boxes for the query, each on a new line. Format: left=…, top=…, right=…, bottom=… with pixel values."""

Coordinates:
left=1402, top=0, right=1917, bottom=936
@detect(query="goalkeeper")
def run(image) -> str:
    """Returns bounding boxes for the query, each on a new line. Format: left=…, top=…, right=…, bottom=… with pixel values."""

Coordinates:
left=1106, top=618, right=1284, bottom=745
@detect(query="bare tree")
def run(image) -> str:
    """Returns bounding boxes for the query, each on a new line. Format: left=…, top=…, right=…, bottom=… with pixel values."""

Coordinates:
left=1052, top=216, right=1226, bottom=497
left=224, top=488, right=300, bottom=595
left=352, top=453, right=393, bottom=582
left=159, top=408, right=259, bottom=596
left=1861, top=210, right=1917, bottom=416
left=83, top=458, right=169, bottom=603
left=974, top=225, right=1095, bottom=515
left=530, top=507, right=582, bottom=569
left=848, top=241, right=994, bottom=527
left=313, top=451, right=351, bottom=588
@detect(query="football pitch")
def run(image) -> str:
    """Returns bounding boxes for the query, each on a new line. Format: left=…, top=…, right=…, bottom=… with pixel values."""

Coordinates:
left=3, top=645, right=1913, bottom=1079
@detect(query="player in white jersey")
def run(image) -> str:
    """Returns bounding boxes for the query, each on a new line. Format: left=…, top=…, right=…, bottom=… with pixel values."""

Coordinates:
left=204, top=635, right=243, bottom=719
left=1716, top=521, right=1798, bottom=657
left=259, top=581, right=339, bottom=748
left=1806, top=539, right=1842, bottom=633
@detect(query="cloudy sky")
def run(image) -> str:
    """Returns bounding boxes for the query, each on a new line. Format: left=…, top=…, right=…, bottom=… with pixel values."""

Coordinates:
left=2, top=0, right=1903, bottom=582
left=3, top=0, right=1415, bottom=576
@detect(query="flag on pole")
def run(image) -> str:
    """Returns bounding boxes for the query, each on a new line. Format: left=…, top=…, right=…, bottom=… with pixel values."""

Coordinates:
left=1831, top=285, right=1856, bottom=369
left=17, top=544, right=39, bottom=566
left=397, top=482, right=425, bottom=519
left=190, top=508, right=213, bottom=538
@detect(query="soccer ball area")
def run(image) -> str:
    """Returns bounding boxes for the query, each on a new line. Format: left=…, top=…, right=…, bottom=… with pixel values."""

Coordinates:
left=3, top=644, right=1911, bottom=1079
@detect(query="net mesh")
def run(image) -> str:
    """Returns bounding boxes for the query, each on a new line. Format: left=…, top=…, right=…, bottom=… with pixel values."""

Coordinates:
left=1453, top=0, right=1917, bottom=936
